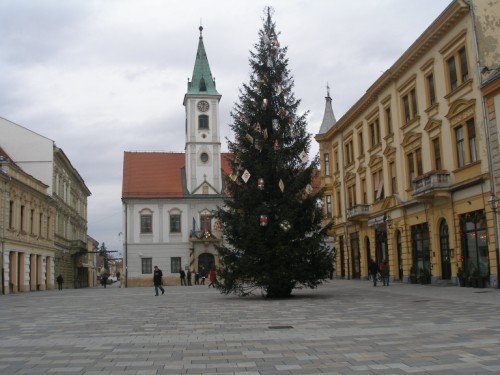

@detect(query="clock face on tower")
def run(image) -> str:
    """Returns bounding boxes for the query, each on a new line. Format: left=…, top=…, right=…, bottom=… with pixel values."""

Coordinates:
left=197, top=100, right=210, bottom=112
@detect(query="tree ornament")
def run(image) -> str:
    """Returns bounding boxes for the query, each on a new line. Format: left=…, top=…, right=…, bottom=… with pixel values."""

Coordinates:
left=260, top=214, right=269, bottom=227
left=263, top=128, right=269, bottom=140
left=245, top=134, right=254, bottom=144
left=242, top=170, right=251, bottom=183
left=255, top=122, right=262, bottom=133
left=280, top=220, right=291, bottom=232
left=279, top=108, right=287, bottom=120
left=262, top=98, right=268, bottom=109
left=262, top=34, right=270, bottom=45
left=300, top=150, right=308, bottom=163
left=279, top=179, right=285, bottom=192
left=272, top=119, right=279, bottom=131
left=305, top=184, right=313, bottom=195
left=275, top=84, right=282, bottom=95
left=274, top=139, right=280, bottom=150
left=258, top=178, right=265, bottom=190
left=229, top=173, right=238, bottom=182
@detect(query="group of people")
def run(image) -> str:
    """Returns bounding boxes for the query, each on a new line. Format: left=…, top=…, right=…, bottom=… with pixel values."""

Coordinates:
left=152, top=266, right=218, bottom=296
left=368, top=259, right=390, bottom=287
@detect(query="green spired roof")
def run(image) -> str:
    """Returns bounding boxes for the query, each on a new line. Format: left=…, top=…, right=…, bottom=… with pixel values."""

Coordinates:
left=187, top=26, right=219, bottom=96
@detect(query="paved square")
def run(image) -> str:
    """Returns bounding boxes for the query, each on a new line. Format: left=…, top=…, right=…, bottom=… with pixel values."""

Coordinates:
left=1, top=280, right=500, bottom=374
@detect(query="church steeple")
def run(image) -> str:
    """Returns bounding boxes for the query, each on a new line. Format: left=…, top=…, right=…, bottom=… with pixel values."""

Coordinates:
left=317, top=83, right=337, bottom=135
left=186, top=26, right=219, bottom=96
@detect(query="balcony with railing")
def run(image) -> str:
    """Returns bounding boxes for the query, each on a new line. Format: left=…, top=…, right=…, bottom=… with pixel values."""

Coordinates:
left=346, top=204, right=370, bottom=221
left=412, top=171, right=451, bottom=198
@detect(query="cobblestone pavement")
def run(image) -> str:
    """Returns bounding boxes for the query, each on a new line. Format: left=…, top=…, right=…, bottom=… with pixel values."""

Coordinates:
left=1, top=280, right=500, bottom=375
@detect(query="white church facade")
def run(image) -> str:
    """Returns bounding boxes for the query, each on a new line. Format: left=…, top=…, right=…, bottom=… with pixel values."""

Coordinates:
left=122, top=27, right=230, bottom=286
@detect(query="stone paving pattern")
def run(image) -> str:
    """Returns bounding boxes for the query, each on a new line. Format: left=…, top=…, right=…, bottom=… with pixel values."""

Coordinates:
left=1, top=280, right=500, bottom=374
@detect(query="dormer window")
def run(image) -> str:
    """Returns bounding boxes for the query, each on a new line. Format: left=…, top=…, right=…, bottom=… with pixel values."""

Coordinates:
left=199, top=115, right=209, bottom=130
left=199, top=77, right=207, bottom=91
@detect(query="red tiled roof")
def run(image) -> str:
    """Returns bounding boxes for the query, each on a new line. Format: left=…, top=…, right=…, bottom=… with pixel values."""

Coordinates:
left=122, top=151, right=233, bottom=199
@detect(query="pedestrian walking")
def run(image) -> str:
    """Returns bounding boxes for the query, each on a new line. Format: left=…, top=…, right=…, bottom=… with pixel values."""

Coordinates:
left=101, top=273, right=108, bottom=288
left=187, top=269, right=192, bottom=286
left=180, top=269, right=187, bottom=286
left=153, top=266, right=165, bottom=296
left=194, top=271, right=200, bottom=285
left=56, top=274, right=63, bottom=290
left=208, top=267, right=217, bottom=288
left=369, top=258, right=378, bottom=287
left=380, top=260, right=390, bottom=286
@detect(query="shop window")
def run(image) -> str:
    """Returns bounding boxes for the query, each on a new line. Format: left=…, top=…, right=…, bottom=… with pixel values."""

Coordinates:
left=460, top=210, right=488, bottom=276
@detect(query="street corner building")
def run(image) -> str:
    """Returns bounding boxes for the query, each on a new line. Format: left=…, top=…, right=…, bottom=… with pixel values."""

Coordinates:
left=0, top=118, right=91, bottom=293
left=316, top=0, right=500, bottom=287
left=122, top=27, right=232, bottom=287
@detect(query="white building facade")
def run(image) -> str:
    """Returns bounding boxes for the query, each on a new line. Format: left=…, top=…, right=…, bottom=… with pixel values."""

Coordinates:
left=122, top=27, right=229, bottom=287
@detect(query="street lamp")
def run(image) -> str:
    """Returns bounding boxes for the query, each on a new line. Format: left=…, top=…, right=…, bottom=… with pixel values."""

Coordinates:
left=488, top=194, right=500, bottom=289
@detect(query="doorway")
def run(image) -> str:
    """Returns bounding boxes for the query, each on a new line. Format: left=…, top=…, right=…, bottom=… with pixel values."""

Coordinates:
left=439, top=220, right=451, bottom=280
left=198, top=253, right=215, bottom=278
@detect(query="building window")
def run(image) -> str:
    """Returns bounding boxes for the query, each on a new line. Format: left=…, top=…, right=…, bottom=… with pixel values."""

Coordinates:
left=455, top=126, right=465, bottom=168
left=198, top=115, right=209, bottom=130
left=39, top=213, right=43, bottom=237
left=9, top=201, right=14, bottom=229
left=407, top=153, right=415, bottom=185
left=426, top=72, right=436, bottom=106
left=385, top=107, right=392, bottom=135
left=401, top=89, right=418, bottom=124
left=170, top=214, right=181, bottom=233
left=416, top=148, right=423, bottom=176
left=334, top=149, right=339, bottom=172
left=467, top=118, right=477, bottom=163
left=171, top=257, right=181, bottom=273
left=411, top=223, right=431, bottom=273
left=140, top=214, right=152, bottom=234
left=20, top=205, right=25, bottom=232
left=324, top=153, right=330, bottom=176
left=445, top=46, right=469, bottom=92
left=358, top=131, right=364, bottom=155
left=47, top=216, right=50, bottom=239
left=30, top=209, right=34, bottom=235
left=141, top=258, right=152, bottom=274
left=336, top=190, right=342, bottom=216
left=372, top=170, right=384, bottom=202
left=390, top=162, right=397, bottom=195
left=200, top=214, right=212, bottom=233
left=326, top=195, right=332, bottom=218
left=361, top=178, right=367, bottom=204
left=345, top=139, right=354, bottom=166
left=432, top=138, right=442, bottom=170
left=347, top=185, right=356, bottom=208
left=369, top=119, right=380, bottom=147
left=200, top=152, right=209, bottom=163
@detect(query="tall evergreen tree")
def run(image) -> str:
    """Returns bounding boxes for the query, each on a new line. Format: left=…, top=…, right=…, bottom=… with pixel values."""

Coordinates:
left=216, top=8, right=334, bottom=298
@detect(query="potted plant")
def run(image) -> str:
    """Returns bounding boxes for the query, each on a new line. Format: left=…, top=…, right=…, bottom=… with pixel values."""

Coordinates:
left=419, top=267, right=432, bottom=285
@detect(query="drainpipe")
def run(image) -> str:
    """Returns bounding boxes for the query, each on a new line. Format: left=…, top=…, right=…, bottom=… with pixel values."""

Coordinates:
left=123, top=200, right=128, bottom=288
left=469, top=1, right=500, bottom=288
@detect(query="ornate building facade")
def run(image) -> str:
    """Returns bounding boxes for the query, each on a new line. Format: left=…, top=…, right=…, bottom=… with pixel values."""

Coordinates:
left=316, top=0, right=500, bottom=286
left=122, top=27, right=230, bottom=286
left=0, top=117, right=91, bottom=289
left=0, top=147, right=57, bottom=294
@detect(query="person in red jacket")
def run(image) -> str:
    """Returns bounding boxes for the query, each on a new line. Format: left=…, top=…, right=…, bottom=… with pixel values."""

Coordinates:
left=208, top=267, right=217, bottom=288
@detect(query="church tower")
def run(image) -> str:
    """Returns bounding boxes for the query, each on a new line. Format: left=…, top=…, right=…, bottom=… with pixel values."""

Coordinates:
left=184, top=26, right=222, bottom=195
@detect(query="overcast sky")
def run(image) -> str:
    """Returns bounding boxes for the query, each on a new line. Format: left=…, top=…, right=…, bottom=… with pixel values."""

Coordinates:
left=0, top=0, right=451, bottom=254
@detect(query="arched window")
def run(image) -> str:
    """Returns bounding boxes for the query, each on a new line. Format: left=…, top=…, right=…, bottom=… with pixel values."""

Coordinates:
left=199, top=115, right=209, bottom=130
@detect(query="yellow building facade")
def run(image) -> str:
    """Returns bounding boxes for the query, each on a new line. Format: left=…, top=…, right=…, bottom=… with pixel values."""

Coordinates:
left=0, top=150, right=57, bottom=294
left=316, top=0, right=499, bottom=286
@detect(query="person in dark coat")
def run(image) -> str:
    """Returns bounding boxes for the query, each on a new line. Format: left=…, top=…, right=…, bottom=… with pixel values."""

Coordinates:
left=180, top=269, right=187, bottom=286
left=380, top=260, right=390, bottom=286
left=369, top=259, right=379, bottom=287
left=153, top=266, right=165, bottom=296
left=56, top=274, right=63, bottom=290
left=187, top=269, right=192, bottom=286
left=194, top=271, right=200, bottom=285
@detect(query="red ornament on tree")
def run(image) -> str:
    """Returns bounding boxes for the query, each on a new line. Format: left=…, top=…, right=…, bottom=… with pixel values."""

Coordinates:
left=260, top=214, right=269, bottom=226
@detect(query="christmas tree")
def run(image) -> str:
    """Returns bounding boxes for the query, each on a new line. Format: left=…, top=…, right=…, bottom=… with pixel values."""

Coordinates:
left=215, top=8, right=334, bottom=298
